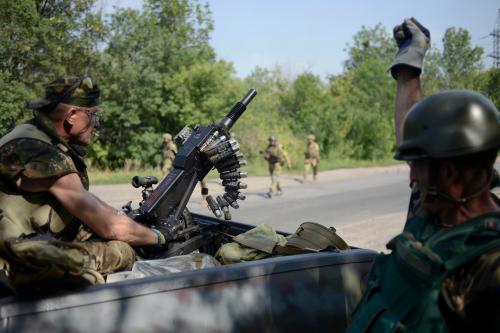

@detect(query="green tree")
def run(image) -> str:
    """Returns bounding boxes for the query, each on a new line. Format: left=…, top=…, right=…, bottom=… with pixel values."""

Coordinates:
left=91, top=0, right=236, bottom=168
left=0, top=0, right=104, bottom=83
left=473, top=68, right=500, bottom=107
left=439, top=27, right=484, bottom=89
left=333, top=24, right=396, bottom=160
left=343, top=24, right=396, bottom=71
left=237, top=66, right=295, bottom=162
left=0, top=0, right=104, bottom=136
left=280, top=72, right=337, bottom=154
left=0, top=73, right=33, bottom=136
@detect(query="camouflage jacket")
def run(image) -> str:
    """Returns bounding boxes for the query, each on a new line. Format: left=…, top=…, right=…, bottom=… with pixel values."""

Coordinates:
left=305, top=142, right=320, bottom=160
left=347, top=186, right=500, bottom=332
left=263, top=145, right=284, bottom=165
left=0, top=111, right=90, bottom=246
left=406, top=187, right=500, bottom=332
left=162, top=141, right=177, bottom=161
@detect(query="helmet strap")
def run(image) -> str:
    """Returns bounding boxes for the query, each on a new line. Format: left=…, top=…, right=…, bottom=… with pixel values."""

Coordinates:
left=424, top=160, right=439, bottom=204
left=425, top=160, right=490, bottom=205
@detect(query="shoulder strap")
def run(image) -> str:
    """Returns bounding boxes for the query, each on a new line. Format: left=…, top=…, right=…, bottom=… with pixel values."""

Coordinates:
left=0, top=122, right=51, bottom=146
left=390, top=215, right=500, bottom=280
left=441, top=217, right=500, bottom=271
left=0, top=122, right=69, bottom=154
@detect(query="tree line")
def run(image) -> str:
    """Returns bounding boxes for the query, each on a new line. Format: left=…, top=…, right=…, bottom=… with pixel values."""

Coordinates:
left=1, top=0, right=498, bottom=169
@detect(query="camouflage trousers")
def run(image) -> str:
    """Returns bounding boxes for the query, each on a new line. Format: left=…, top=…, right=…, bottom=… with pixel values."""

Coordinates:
left=162, top=158, right=174, bottom=174
left=1, top=239, right=135, bottom=293
left=304, top=158, right=319, bottom=180
left=268, top=163, right=282, bottom=193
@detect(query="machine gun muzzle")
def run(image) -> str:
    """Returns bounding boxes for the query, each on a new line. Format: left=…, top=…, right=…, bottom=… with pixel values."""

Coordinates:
left=219, top=89, right=257, bottom=130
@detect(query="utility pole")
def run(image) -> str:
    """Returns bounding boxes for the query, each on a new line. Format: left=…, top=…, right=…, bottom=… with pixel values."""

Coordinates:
left=489, top=9, right=500, bottom=68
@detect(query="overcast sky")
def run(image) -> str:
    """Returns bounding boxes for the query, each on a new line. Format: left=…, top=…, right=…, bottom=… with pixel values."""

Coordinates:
left=97, top=0, right=499, bottom=79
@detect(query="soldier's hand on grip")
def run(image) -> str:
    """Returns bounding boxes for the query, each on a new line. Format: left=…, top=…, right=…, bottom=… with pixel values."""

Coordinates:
left=390, top=17, right=430, bottom=79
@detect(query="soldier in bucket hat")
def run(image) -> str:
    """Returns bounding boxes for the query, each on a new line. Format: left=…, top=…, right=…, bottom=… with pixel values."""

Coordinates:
left=0, top=77, right=173, bottom=293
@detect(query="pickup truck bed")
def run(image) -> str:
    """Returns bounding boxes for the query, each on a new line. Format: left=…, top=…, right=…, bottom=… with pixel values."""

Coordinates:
left=0, top=213, right=376, bottom=333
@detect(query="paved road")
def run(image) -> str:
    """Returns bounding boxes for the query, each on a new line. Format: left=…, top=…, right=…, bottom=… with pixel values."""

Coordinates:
left=90, top=165, right=411, bottom=251
left=88, top=161, right=500, bottom=252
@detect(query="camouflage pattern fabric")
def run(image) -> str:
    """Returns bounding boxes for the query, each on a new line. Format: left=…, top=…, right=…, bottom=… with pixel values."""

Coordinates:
left=304, top=141, right=320, bottom=180
left=264, top=145, right=285, bottom=194
left=162, top=141, right=177, bottom=174
left=3, top=238, right=135, bottom=293
left=26, top=77, right=100, bottom=111
left=215, top=224, right=287, bottom=264
left=406, top=186, right=500, bottom=331
left=0, top=112, right=134, bottom=291
left=268, top=163, right=282, bottom=194
left=0, top=114, right=87, bottom=244
left=440, top=247, right=500, bottom=332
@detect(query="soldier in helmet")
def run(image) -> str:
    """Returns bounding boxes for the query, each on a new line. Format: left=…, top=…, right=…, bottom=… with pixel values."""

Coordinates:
left=162, top=133, right=177, bottom=174
left=260, top=135, right=290, bottom=198
left=0, top=77, right=176, bottom=292
left=303, top=134, right=320, bottom=181
left=347, top=19, right=500, bottom=332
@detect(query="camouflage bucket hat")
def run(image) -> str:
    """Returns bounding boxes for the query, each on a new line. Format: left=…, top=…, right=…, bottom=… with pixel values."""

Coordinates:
left=163, top=133, right=172, bottom=141
left=307, top=134, right=315, bottom=140
left=26, top=77, right=100, bottom=111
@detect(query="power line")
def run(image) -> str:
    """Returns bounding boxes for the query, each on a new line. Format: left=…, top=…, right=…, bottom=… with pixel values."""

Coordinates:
left=488, top=9, right=500, bottom=68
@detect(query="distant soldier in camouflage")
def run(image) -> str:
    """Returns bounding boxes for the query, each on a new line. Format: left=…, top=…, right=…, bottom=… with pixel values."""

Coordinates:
left=303, top=134, right=320, bottom=181
left=261, top=136, right=291, bottom=198
left=162, top=133, right=177, bottom=174
left=0, top=77, right=173, bottom=293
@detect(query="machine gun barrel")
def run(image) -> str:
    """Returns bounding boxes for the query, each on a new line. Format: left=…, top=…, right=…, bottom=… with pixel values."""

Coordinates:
left=219, top=89, right=257, bottom=130
left=133, top=89, right=256, bottom=225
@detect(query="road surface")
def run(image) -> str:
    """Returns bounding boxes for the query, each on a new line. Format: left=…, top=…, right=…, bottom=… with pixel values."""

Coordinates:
left=90, top=164, right=411, bottom=252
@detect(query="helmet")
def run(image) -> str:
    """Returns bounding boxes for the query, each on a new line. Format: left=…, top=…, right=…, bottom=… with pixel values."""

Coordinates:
left=307, top=134, right=315, bottom=141
left=395, top=90, right=500, bottom=160
left=163, top=133, right=172, bottom=141
left=268, top=135, right=276, bottom=141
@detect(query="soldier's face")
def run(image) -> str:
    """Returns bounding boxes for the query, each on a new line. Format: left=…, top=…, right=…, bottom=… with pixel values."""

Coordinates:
left=409, top=159, right=441, bottom=214
left=69, top=106, right=100, bottom=145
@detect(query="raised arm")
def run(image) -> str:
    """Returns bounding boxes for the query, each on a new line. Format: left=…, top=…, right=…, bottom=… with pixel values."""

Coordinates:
left=390, top=18, right=430, bottom=145
left=394, top=69, right=422, bottom=145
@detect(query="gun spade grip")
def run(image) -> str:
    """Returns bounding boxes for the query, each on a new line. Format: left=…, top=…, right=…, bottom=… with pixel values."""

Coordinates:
left=220, top=89, right=257, bottom=129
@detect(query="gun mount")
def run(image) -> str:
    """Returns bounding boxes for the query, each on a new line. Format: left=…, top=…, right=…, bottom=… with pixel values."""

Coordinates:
left=125, top=89, right=257, bottom=258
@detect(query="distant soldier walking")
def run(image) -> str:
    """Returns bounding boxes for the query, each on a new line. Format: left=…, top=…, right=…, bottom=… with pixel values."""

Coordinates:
left=261, top=136, right=290, bottom=198
left=162, top=133, right=177, bottom=174
left=303, top=134, right=320, bottom=181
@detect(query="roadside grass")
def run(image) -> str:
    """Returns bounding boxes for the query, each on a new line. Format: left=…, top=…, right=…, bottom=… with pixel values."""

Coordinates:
left=89, top=157, right=402, bottom=185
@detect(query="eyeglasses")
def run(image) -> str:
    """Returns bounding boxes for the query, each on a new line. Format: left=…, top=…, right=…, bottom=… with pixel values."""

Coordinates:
left=77, top=107, right=100, bottom=125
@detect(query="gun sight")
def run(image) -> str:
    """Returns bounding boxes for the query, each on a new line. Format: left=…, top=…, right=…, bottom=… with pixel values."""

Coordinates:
left=131, top=176, right=158, bottom=188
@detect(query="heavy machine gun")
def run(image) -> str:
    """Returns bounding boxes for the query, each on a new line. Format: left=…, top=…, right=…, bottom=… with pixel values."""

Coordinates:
left=123, top=89, right=257, bottom=258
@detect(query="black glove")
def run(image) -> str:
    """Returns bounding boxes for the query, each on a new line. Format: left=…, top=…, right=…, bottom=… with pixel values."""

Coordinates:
left=390, top=17, right=430, bottom=79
